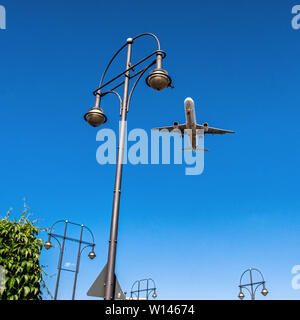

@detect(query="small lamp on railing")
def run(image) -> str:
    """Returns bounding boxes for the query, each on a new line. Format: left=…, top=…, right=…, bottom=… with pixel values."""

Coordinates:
left=88, top=246, right=96, bottom=260
left=238, top=290, right=245, bottom=300
left=261, top=285, right=268, bottom=297
left=44, top=240, right=52, bottom=250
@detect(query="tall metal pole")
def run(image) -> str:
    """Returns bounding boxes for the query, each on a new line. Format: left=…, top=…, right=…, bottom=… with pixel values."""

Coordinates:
left=72, top=225, right=84, bottom=300
left=104, top=38, right=133, bottom=300
left=54, top=221, right=68, bottom=300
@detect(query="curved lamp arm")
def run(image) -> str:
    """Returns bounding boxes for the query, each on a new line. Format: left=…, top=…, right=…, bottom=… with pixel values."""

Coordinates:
left=126, top=60, right=156, bottom=112
left=239, top=269, right=249, bottom=285
left=130, top=278, right=157, bottom=299
left=132, top=33, right=161, bottom=50
left=82, top=225, right=96, bottom=246
left=97, top=33, right=162, bottom=93
left=250, top=268, right=265, bottom=282
left=100, top=90, right=123, bottom=116
left=240, top=285, right=252, bottom=298
left=253, top=282, right=264, bottom=297
left=80, top=244, right=93, bottom=255
left=98, top=42, right=129, bottom=90
left=48, top=220, right=67, bottom=234
left=49, top=234, right=62, bottom=250
left=239, top=268, right=265, bottom=285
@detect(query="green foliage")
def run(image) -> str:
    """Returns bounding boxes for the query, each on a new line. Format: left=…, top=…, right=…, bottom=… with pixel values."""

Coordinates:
left=0, top=202, right=46, bottom=300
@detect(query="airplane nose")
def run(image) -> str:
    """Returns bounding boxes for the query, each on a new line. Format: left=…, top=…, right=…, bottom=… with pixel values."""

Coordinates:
left=184, top=97, right=194, bottom=105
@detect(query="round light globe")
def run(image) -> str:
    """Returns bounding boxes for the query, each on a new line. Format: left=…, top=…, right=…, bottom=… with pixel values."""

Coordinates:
left=44, top=241, right=52, bottom=250
left=152, top=292, right=157, bottom=299
left=261, top=288, right=268, bottom=296
left=146, top=69, right=171, bottom=91
left=88, top=251, right=96, bottom=259
left=84, top=107, right=107, bottom=127
left=238, top=292, right=245, bottom=300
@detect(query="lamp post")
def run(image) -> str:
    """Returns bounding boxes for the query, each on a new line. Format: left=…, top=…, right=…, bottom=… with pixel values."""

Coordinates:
left=44, top=220, right=96, bottom=300
left=238, top=267, right=268, bottom=300
left=129, top=278, right=157, bottom=300
left=84, top=33, right=173, bottom=300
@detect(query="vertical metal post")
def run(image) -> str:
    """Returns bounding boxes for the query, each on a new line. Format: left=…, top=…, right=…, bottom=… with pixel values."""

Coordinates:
left=137, top=280, right=140, bottom=300
left=104, top=38, right=133, bottom=300
left=54, top=221, right=68, bottom=300
left=249, top=268, right=255, bottom=300
left=146, top=279, right=149, bottom=300
left=72, top=225, right=84, bottom=300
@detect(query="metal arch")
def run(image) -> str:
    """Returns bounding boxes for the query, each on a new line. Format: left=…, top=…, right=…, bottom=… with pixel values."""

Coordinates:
left=126, top=60, right=156, bottom=112
left=239, top=268, right=266, bottom=300
left=49, top=234, right=62, bottom=250
left=130, top=279, right=141, bottom=293
left=147, top=278, right=156, bottom=289
left=239, top=268, right=265, bottom=285
left=130, top=278, right=157, bottom=300
left=45, top=220, right=96, bottom=300
left=239, top=268, right=250, bottom=285
left=98, top=42, right=129, bottom=91
left=250, top=268, right=265, bottom=282
left=48, top=219, right=67, bottom=234
left=132, top=32, right=161, bottom=51
left=82, top=225, right=96, bottom=245
left=96, top=33, right=162, bottom=95
left=49, top=220, right=95, bottom=245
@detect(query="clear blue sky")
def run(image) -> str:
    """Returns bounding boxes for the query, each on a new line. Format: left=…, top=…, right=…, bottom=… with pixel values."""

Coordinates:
left=1, top=0, right=300, bottom=300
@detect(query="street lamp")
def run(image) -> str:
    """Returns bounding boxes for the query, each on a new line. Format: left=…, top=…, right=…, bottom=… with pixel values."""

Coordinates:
left=45, top=220, right=96, bottom=300
left=238, top=267, right=269, bottom=300
left=84, top=106, right=107, bottom=127
left=84, top=33, right=173, bottom=300
left=129, top=278, right=157, bottom=300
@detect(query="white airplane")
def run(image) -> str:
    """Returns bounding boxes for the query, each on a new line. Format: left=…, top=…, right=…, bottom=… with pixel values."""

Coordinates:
left=152, top=97, right=235, bottom=152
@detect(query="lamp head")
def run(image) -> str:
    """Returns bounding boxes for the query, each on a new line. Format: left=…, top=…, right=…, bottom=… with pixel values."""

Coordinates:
left=152, top=291, right=157, bottom=299
left=261, top=288, right=268, bottom=296
left=44, top=241, right=52, bottom=250
left=88, top=250, right=96, bottom=260
left=84, top=107, right=107, bottom=127
left=146, top=68, right=173, bottom=91
left=238, top=291, right=245, bottom=300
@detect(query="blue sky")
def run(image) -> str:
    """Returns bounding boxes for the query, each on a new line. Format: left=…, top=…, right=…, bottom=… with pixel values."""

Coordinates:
left=1, top=0, right=300, bottom=300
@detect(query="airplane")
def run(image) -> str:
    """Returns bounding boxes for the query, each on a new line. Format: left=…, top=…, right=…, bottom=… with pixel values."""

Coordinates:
left=152, top=97, right=235, bottom=152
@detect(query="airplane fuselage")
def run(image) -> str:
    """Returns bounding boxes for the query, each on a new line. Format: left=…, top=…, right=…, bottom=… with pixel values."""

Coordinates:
left=153, top=97, right=234, bottom=152
left=184, top=98, right=198, bottom=150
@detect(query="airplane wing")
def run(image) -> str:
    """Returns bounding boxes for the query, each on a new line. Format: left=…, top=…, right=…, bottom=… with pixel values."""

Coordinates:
left=152, top=124, right=187, bottom=133
left=196, top=124, right=235, bottom=134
